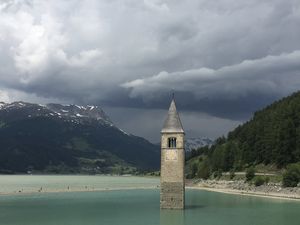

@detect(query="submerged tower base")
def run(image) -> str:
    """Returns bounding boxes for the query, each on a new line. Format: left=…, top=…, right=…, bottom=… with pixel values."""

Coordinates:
left=160, top=182, right=185, bottom=209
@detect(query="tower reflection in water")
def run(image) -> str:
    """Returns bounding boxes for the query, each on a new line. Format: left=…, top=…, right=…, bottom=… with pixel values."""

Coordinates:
left=160, top=209, right=185, bottom=225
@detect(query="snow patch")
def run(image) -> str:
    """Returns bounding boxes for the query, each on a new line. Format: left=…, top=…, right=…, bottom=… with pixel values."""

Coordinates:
left=75, top=105, right=86, bottom=110
left=0, top=102, right=5, bottom=109
left=17, top=102, right=25, bottom=106
left=118, top=128, right=130, bottom=136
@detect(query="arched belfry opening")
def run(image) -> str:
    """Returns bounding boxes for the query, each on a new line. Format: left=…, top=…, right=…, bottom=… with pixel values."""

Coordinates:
left=168, top=137, right=177, bottom=148
left=160, top=97, right=185, bottom=209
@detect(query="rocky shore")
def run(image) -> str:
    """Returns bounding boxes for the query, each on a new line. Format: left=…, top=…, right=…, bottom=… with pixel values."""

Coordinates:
left=186, top=179, right=300, bottom=200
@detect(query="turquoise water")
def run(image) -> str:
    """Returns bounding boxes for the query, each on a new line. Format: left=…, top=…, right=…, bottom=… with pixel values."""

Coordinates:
left=0, top=176, right=300, bottom=225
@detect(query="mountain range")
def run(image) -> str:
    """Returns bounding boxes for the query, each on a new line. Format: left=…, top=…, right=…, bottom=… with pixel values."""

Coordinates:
left=185, top=137, right=214, bottom=152
left=0, top=102, right=160, bottom=174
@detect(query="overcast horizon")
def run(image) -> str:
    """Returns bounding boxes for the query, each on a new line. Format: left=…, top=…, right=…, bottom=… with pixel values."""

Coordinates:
left=1, top=0, right=300, bottom=142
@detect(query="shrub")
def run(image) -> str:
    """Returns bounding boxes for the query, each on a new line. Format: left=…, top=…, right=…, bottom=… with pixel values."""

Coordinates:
left=197, top=159, right=211, bottom=179
left=282, top=164, right=300, bottom=187
left=190, top=163, right=198, bottom=178
left=229, top=169, right=235, bottom=180
left=186, top=174, right=193, bottom=179
left=254, top=176, right=265, bottom=186
left=264, top=176, right=270, bottom=184
left=245, top=167, right=255, bottom=181
left=212, top=170, right=222, bottom=179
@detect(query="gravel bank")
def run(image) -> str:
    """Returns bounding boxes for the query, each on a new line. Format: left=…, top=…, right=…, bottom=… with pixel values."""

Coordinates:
left=186, top=179, right=300, bottom=200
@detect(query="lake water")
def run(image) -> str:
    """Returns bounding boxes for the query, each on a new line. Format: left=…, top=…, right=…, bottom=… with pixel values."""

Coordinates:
left=0, top=175, right=300, bottom=225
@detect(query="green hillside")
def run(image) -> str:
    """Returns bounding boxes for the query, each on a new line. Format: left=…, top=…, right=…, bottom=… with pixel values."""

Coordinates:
left=0, top=102, right=160, bottom=174
left=187, top=91, right=300, bottom=178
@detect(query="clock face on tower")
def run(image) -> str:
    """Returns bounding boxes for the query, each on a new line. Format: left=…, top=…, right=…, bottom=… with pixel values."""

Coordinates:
left=165, top=149, right=178, bottom=161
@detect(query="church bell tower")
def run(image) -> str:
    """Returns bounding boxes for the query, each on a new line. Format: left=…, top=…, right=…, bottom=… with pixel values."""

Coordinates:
left=160, top=97, right=185, bottom=209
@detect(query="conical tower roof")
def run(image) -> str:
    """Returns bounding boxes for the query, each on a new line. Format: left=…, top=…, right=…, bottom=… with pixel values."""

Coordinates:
left=161, top=98, right=184, bottom=133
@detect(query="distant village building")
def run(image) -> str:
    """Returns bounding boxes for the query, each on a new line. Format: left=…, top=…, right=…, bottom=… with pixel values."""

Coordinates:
left=160, top=97, right=185, bottom=209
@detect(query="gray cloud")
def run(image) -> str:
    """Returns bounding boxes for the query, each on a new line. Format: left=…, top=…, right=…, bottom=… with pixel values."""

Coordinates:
left=0, top=0, right=300, bottom=140
left=122, top=51, right=300, bottom=118
left=104, top=106, right=241, bottom=143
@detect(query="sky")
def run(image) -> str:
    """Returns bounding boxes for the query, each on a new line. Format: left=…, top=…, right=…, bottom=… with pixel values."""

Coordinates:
left=0, top=0, right=300, bottom=142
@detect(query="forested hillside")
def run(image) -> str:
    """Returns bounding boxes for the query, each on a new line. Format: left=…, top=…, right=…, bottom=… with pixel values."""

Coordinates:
left=187, top=91, right=300, bottom=178
left=0, top=102, right=160, bottom=174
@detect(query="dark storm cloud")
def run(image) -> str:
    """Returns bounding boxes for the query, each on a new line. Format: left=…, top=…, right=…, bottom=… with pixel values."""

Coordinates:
left=123, top=51, right=300, bottom=119
left=0, top=0, right=300, bottom=121
left=104, top=106, right=241, bottom=143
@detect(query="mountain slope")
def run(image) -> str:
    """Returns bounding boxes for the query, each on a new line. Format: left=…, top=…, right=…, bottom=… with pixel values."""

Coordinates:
left=226, top=91, right=300, bottom=168
left=187, top=91, right=300, bottom=176
left=0, top=102, right=159, bottom=174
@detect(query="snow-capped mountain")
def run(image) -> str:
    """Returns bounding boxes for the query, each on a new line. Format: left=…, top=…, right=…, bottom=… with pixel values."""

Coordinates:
left=0, top=102, right=135, bottom=136
left=0, top=101, right=160, bottom=173
left=0, top=101, right=113, bottom=125
left=185, top=137, right=214, bottom=152
left=46, top=103, right=113, bottom=125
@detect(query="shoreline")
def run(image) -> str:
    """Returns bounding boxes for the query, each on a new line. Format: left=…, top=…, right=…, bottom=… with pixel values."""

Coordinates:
left=186, top=179, right=300, bottom=201
left=0, top=175, right=299, bottom=202
left=186, top=186, right=300, bottom=201
left=2, top=185, right=300, bottom=201
left=0, top=186, right=159, bottom=197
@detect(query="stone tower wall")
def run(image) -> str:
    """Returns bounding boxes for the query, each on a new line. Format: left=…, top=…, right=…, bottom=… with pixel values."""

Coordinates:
left=160, top=133, right=185, bottom=209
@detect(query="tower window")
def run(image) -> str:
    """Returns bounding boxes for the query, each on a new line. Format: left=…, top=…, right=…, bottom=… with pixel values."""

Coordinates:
left=168, top=137, right=177, bottom=148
